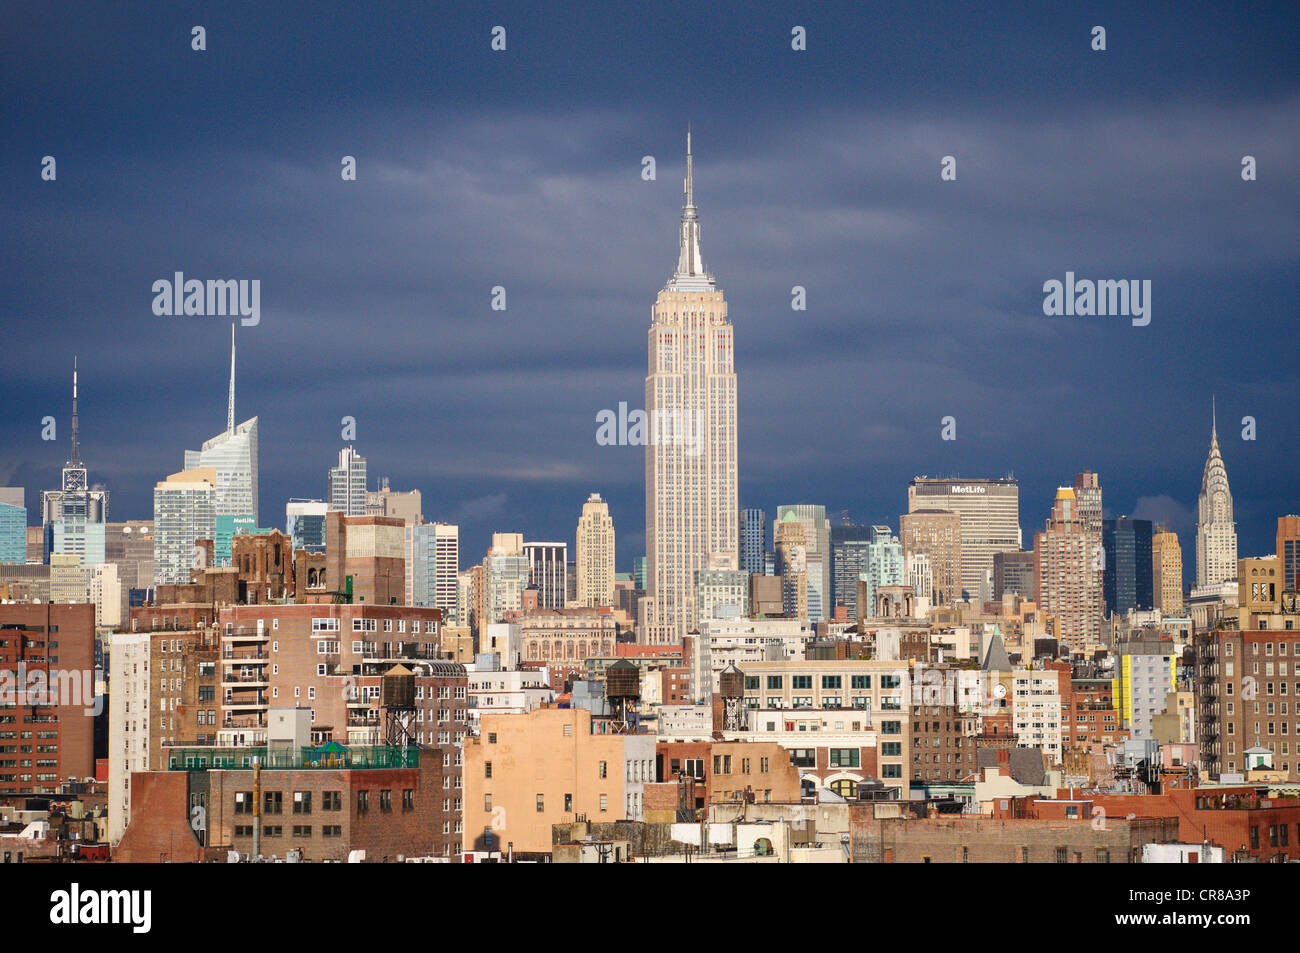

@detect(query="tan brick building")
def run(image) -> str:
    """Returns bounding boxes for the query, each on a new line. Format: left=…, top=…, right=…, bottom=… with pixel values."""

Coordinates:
left=848, top=808, right=1178, bottom=863
left=463, top=707, right=657, bottom=858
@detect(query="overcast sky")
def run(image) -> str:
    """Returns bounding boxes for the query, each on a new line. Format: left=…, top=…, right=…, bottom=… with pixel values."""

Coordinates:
left=2, top=1, right=1297, bottom=575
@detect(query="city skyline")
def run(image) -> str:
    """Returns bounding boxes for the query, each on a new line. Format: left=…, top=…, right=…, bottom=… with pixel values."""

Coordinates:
left=3, top=0, right=1300, bottom=898
left=3, top=3, right=1297, bottom=575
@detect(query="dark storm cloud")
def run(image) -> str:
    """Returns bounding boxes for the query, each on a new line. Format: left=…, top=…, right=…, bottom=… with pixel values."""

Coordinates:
left=1, top=1, right=1296, bottom=570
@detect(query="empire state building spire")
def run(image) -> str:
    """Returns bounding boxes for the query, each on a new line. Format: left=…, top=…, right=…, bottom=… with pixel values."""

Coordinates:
left=672, top=129, right=709, bottom=285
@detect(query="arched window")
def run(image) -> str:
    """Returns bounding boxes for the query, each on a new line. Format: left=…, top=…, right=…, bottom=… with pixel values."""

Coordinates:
left=831, top=778, right=859, bottom=799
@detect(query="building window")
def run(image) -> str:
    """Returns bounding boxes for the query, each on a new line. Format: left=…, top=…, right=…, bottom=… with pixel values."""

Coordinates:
left=485, top=761, right=492, bottom=778
left=600, top=794, right=608, bottom=812
left=323, top=791, right=342, bottom=811
left=536, top=794, right=545, bottom=813
left=357, top=791, right=370, bottom=814
left=829, top=748, right=859, bottom=768
left=293, top=791, right=311, bottom=815
left=264, top=791, right=282, bottom=815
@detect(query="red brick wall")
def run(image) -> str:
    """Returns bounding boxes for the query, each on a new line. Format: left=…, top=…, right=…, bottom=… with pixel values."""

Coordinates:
left=113, top=772, right=204, bottom=863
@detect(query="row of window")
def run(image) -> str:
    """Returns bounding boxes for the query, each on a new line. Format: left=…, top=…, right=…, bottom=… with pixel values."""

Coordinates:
left=232, top=789, right=415, bottom=814
left=751, top=675, right=901, bottom=690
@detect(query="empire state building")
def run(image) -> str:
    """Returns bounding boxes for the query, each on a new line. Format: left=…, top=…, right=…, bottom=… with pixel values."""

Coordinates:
left=644, top=132, right=738, bottom=644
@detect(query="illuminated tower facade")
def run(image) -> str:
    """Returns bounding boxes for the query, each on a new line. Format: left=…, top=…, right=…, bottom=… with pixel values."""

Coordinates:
left=1196, top=401, right=1237, bottom=588
left=645, top=132, right=738, bottom=644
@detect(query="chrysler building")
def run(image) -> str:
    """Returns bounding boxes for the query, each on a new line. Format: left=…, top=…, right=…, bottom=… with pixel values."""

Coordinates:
left=644, top=132, right=738, bottom=644
left=1196, top=400, right=1238, bottom=587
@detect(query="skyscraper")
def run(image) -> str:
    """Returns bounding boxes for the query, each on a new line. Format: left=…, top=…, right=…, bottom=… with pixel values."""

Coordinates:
left=328, top=446, right=367, bottom=516
left=411, top=521, right=460, bottom=620
left=42, top=361, right=108, bottom=565
left=0, top=490, right=25, bottom=565
left=286, top=498, right=329, bottom=554
left=645, top=132, right=738, bottom=643
left=525, top=540, right=568, bottom=609
left=859, top=529, right=904, bottom=619
left=366, top=476, right=422, bottom=524
left=576, top=493, right=615, bottom=608
left=183, top=326, right=259, bottom=524
left=1152, top=525, right=1184, bottom=615
left=739, top=508, right=766, bottom=576
left=152, top=468, right=216, bottom=585
left=775, top=511, right=808, bottom=618
left=483, top=533, right=530, bottom=624
left=1073, top=471, right=1103, bottom=535
left=1034, top=486, right=1103, bottom=651
left=992, top=550, right=1035, bottom=601
left=831, top=522, right=873, bottom=616
left=776, top=505, right=831, bottom=621
left=1102, top=517, right=1154, bottom=614
left=905, top=552, right=933, bottom=607
left=1196, top=402, right=1238, bottom=588
left=899, top=509, right=962, bottom=606
left=1278, top=515, right=1300, bottom=593
left=907, top=478, right=1020, bottom=602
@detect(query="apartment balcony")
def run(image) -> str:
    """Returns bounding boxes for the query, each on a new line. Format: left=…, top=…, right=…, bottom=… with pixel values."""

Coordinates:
left=224, top=692, right=268, bottom=710
left=223, top=648, right=267, bottom=662
left=226, top=625, right=270, bottom=642
left=347, top=713, right=381, bottom=728
left=222, top=714, right=267, bottom=729
left=222, top=672, right=270, bottom=687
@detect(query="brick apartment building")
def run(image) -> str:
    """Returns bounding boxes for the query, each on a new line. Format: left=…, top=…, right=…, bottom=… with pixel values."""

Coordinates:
left=996, top=785, right=1300, bottom=863
left=0, top=603, right=97, bottom=796
left=114, top=744, right=450, bottom=862
left=1198, top=627, right=1300, bottom=779
left=653, top=739, right=802, bottom=817
left=739, top=659, right=912, bottom=791
left=849, top=805, right=1179, bottom=863
left=908, top=703, right=979, bottom=783
left=463, top=707, right=657, bottom=858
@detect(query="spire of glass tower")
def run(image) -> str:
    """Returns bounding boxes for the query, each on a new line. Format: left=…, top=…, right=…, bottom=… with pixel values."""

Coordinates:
left=227, top=323, right=236, bottom=435
left=69, top=356, right=80, bottom=467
